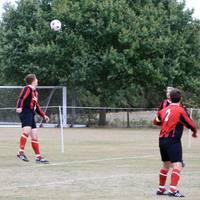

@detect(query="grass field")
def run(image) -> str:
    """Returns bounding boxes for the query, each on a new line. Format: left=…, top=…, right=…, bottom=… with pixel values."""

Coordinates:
left=0, top=127, right=199, bottom=200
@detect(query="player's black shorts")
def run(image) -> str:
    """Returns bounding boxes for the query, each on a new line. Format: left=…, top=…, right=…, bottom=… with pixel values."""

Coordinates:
left=159, top=138, right=182, bottom=163
left=19, top=109, right=36, bottom=129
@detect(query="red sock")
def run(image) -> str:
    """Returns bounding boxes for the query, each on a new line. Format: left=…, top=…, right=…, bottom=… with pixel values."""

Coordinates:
left=31, top=139, right=41, bottom=158
left=158, top=168, right=168, bottom=191
left=170, top=169, right=180, bottom=192
left=19, top=133, right=28, bottom=153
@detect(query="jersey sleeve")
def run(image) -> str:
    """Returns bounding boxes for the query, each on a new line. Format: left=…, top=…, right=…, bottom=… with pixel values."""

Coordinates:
left=16, top=86, right=31, bottom=108
left=179, top=110, right=197, bottom=133
left=34, top=91, right=45, bottom=118
left=158, top=102, right=164, bottom=111
left=35, top=103, right=45, bottom=118
left=182, top=104, right=190, bottom=117
left=153, top=111, right=162, bottom=126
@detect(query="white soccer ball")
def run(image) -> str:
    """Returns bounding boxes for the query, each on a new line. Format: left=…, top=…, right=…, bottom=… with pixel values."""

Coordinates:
left=50, top=19, right=62, bottom=31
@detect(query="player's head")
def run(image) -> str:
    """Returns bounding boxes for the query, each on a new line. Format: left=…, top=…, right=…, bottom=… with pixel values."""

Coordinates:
left=25, top=74, right=38, bottom=87
left=170, top=88, right=181, bottom=103
left=166, top=86, right=174, bottom=99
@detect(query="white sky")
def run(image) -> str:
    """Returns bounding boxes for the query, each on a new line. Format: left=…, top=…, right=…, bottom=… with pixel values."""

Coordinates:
left=0, top=0, right=200, bottom=19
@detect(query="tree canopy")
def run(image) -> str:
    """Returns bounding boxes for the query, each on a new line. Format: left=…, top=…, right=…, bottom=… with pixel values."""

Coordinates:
left=0, top=0, right=200, bottom=107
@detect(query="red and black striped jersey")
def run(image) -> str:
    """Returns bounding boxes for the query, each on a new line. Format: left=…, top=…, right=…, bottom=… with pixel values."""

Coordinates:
left=158, top=99, right=190, bottom=116
left=153, top=103, right=197, bottom=140
left=16, top=85, right=45, bottom=118
left=158, top=99, right=171, bottom=111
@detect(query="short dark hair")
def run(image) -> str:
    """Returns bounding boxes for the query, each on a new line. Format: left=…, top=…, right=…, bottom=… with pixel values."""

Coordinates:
left=170, top=89, right=181, bottom=103
left=25, top=74, right=36, bottom=85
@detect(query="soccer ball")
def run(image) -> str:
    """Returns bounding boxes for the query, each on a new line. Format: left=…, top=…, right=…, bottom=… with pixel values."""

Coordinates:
left=50, top=19, right=62, bottom=31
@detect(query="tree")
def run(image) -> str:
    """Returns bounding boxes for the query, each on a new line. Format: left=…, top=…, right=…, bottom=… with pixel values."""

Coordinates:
left=1, top=0, right=200, bottom=124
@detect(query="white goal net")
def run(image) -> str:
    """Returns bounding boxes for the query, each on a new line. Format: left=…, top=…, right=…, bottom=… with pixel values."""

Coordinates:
left=0, top=86, right=67, bottom=127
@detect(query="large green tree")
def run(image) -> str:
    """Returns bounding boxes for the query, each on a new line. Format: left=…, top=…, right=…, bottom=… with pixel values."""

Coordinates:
left=0, top=0, right=200, bottom=112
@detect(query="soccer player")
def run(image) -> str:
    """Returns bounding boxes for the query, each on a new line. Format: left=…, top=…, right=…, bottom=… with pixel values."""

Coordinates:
left=159, top=86, right=188, bottom=168
left=16, top=74, right=49, bottom=164
left=159, top=86, right=190, bottom=116
left=158, top=86, right=174, bottom=111
left=153, top=88, right=198, bottom=197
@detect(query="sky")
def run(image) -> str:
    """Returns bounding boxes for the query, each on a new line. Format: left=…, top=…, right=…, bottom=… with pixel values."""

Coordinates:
left=0, top=0, right=200, bottom=19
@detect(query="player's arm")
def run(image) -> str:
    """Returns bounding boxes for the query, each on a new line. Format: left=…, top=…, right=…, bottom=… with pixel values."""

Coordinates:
left=180, top=111, right=198, bottom=138
left=16, top=86, right=31, bottom=113
left=153, top=112, right=162, bottom=126
left=181, top=103, right=190, bottom=117
left=158, top=102, right=164, bottom=111
left=35, top=103, right=49, bottom=122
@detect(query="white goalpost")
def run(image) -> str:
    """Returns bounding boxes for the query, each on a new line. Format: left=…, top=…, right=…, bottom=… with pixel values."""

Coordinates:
left=59, top=106, right=64, bottom=153
left=0, top=85, right=67, bottom=153
left=0, top=85, right=68, bottom=127
left=188, top=108, right=193, bottom=149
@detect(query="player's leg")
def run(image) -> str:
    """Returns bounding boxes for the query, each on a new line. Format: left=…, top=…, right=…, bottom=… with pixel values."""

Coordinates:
left=170, top=162, right=182, bottom=193
left=157, top=161, right=171, bottom=195
left=17, top=112, right=32, bottom=162
left=157, top=143, right=170, bottom=195
left=168, top=142, right=184, bottom=197
left=17, top=126, right=31, bottom=162
left=30, top=128, right=41, bottom=158
left=30, top=127, right=49, bottom=164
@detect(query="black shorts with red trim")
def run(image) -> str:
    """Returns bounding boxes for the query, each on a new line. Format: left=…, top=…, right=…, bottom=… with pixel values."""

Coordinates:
left=159, top=138, right=182, bottom=163
left=19, top=109, right=36, bottom=129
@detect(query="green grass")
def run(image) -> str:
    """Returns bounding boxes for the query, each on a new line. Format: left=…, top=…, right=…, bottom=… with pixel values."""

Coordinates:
left=0, top=128, right=199, bottom=200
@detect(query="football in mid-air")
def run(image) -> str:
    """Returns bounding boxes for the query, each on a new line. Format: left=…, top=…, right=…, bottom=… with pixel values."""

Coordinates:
left=50, top=19, right=62, bottom=31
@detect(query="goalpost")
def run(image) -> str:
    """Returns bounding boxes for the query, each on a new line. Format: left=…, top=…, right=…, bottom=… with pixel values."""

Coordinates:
left=0, top=86, right=68, bottom=127
left=0, top=85, right=67, bottom=153
left=59, top=106, right=64, bottom=153
left=188, top=108, right=193, bottom=149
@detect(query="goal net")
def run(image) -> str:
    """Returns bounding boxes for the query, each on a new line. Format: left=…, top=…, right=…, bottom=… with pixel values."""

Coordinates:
left=0, top=86, right=67, bottom=127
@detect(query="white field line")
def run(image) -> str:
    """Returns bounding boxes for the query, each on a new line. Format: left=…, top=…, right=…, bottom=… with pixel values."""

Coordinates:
left=36, top=154, right=158, bottom=167
left=0, top=154, right=159, bottom=172
left=1, top=170, right=199, bottom=191
left=0, top=173, right=142, bottom=190
left=39, top=153, right=200, bottom=168
left=0, top=155, right=158, bottom=172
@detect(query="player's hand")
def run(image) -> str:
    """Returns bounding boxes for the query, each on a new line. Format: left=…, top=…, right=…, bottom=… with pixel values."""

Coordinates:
left=44, top=115, right=49, bottom=123
left=155, top=116, right=161, bottom=122
left=16, top=108, right=22, bottom=113
left=192, top=131, right=198, bottom=138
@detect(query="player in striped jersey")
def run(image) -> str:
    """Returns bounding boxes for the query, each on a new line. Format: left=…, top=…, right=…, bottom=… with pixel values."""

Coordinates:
left=153, top=88, right=198, bottom=197
left=158, top=86, right=174, bottom=111
left=158, top=86, right=187, bottom=168
left=16, top=74, right=49, bottom=164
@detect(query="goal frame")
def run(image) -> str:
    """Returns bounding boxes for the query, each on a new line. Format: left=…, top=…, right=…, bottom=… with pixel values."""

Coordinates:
left=0, top=86, right=68, bottom=127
